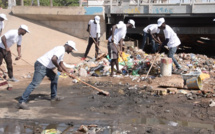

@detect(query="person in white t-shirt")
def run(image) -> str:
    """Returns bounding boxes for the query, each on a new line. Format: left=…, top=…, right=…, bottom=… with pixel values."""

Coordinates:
left=142, top=24, right=161, bottom=53
left=0, top=14, right=7, bottom=36
left=81, top=16, right=101, bottom=60
left=157, top=18, right=182, bottom=72
left=108, top=19, right=135, bottom=77
left=18, top=41, right=78, bottom=110
left=0, top=24, right=29, bottom=82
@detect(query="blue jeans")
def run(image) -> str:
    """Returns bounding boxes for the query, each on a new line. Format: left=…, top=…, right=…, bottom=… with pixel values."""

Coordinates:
left=19, top=61, right=59, bottom=103
left=168, top=47, right=181, bottom=69
left=142, top=32, right=158, bottom=53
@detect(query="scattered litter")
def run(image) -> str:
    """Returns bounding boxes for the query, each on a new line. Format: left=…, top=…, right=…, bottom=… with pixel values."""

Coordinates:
left=209, top=99, right=215, bottom=107
left=186, top=93, right=194, bottom=100
left=168, top=121, right=178, bottom=127
left=41, top=129, right=61, bottom=134
left=72, top=79, right=78, bottom=83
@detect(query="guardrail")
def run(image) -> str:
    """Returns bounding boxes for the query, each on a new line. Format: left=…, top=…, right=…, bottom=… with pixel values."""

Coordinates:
left=100, top=0, right=215, bottom=14
left=86, top=0, right=215, bottom=6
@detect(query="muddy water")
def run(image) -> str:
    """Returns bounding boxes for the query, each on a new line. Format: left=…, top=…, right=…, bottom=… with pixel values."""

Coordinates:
left=0, top=81, right=215, bottom=133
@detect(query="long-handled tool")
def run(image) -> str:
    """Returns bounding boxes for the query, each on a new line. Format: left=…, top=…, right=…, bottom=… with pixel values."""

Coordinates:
left=141, top=46, right=161, bottom=82
left=11, top=52, right=34, bottom=66
left=145, top=54, right=159, bottom=80
left=64, top=72, right=109, bottom=96
left=144, top=39, right=163, bottom=80
left=112, top=43, right=127, bottom=67
left=90, top=36, right=108, bottom=60
left=91, top=37, right=104, bottom=54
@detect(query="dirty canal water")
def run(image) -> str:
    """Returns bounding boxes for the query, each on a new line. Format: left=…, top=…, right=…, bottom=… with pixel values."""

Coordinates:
left=1, top=80, right=215, bottom=133
left=0, top=117, right=215, bottom=133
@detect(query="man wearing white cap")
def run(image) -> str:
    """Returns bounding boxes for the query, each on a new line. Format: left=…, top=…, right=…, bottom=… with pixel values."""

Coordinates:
left=81, top=15, right=101, bottom=60
left=0, top=24, right=29, bottom=82
left=0, top=13, right=7, bottom=36
left=18, top=41, right=77, bottom=109
left=142, top=23, right=161, bottom=53
left=157, top=18, right=182, bottom=73
left=108, top=19, right=135, bottom=76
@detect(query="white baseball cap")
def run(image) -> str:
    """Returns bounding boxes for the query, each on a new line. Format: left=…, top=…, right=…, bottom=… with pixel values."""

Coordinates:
left=118, top=21, right=124, bottom=24
left=157, top=18, right=165, bottom=27
left=213, top=18, right=215, bottom=21
left=128, top=19, right=135, bottom=28
left=94, top=16, right=100, bottom=24
left=20, top=24, right=30, bottom=33
left=0, top=14, right=7, bottom=20
left=66, top=40, right=77, bottom=51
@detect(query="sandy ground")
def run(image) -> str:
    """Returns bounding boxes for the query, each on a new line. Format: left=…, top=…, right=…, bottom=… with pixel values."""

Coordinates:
left=0, top=9, right=108, bottom=66
left=0, top=9, right=215, bottom=134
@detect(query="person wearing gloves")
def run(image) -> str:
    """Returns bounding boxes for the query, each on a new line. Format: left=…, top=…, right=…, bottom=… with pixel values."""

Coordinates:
left=108, top=19, right=135, bottom=77
left=142, top=23, right=161, bottom=53
left=0, top=24, right=29, bottom=82
left=81, top=15, right=101, bottom=60
left=0, top=13, right=7, bottom=36
left=18, top=41, right=78, bottom=110
left=157, top=18, right=182, bottom=73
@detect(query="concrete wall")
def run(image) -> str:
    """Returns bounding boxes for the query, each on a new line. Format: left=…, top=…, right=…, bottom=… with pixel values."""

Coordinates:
left=11, top=6, right=106, bottom=41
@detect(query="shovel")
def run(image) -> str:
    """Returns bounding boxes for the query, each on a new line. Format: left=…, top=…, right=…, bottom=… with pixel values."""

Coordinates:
left=90, top=36, right=108, bottom=61
left=141, top=51, right=160, bottom=83
left=142, top=39, right=162, bottom=82
left=64, top=72, right=109, bottom=96
left=91, top=37, right=103, bottom=54
left=145, top=54, right=159, bottom=79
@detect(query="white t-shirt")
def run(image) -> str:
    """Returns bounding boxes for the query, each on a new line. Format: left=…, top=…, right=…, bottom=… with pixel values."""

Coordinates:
left=143, top=24, right=160, bottom=34
left=108, top=22, right=127, bottom=44
left=37, top=46, right=65, bottom=69
left=0, top=21, right=4, bottom=31
left=0, top=29, right=22, bottom=49
left=89, top=20, right=100, bottom=38
left=163, top=25, right=181, bottom=48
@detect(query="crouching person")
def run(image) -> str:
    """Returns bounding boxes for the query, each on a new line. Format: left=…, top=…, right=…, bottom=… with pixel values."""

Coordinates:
left=18, top=41, right=77, bottom=110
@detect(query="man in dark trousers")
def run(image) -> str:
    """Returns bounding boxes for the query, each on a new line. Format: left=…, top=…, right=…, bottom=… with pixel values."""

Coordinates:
left=108, top=19, right=135, bottom=77
left=142, top=23, right=161, bottom=53
left=0, top=24, right=29, bottom=82
left=81, top=16, right=101, bottom=60
left=18, top=41, right=77, bottom=110
left=158, top=18, right=182, bottom=73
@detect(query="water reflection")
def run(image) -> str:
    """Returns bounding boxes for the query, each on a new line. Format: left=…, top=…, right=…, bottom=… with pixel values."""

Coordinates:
left=0, top=117, right=214, bottom=133
left=123, top=117, right=215, bottom=130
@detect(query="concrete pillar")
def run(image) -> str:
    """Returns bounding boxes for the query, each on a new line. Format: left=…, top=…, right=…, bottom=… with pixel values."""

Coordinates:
left=21, top=0, right=24, bottom=6
left=50, top=0, right=53, bottom=7
left=37, top=0, right=40, bottom=6
left=8, top=0, right=16, bottom=9
left=79, top=0, right=82, bottom=7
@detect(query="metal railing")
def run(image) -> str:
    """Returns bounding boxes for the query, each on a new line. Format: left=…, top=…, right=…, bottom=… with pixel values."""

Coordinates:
left=81, top=0, right=215, bottom=7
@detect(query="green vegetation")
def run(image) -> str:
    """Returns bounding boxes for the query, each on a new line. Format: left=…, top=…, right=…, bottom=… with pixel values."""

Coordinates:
left=0, top=0, right=8, bottom=9
left=16, top=0, right=79, bottom=6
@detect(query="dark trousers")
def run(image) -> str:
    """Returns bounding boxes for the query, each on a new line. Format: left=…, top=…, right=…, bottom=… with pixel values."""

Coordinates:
left=142, top=32, right=158, bottom=53
left=84, top=37, right=100, bottom=58
left=0, top=48, right=13, bottom=78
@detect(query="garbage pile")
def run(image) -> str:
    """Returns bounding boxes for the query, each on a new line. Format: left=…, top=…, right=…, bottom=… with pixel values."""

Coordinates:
left=65, top=46, right=214, bottom=81
left=66, top=47, right=162, bottom=78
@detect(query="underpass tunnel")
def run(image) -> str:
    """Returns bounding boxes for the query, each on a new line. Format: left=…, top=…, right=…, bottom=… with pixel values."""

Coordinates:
left=106, top=14, right=215, bottom=56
